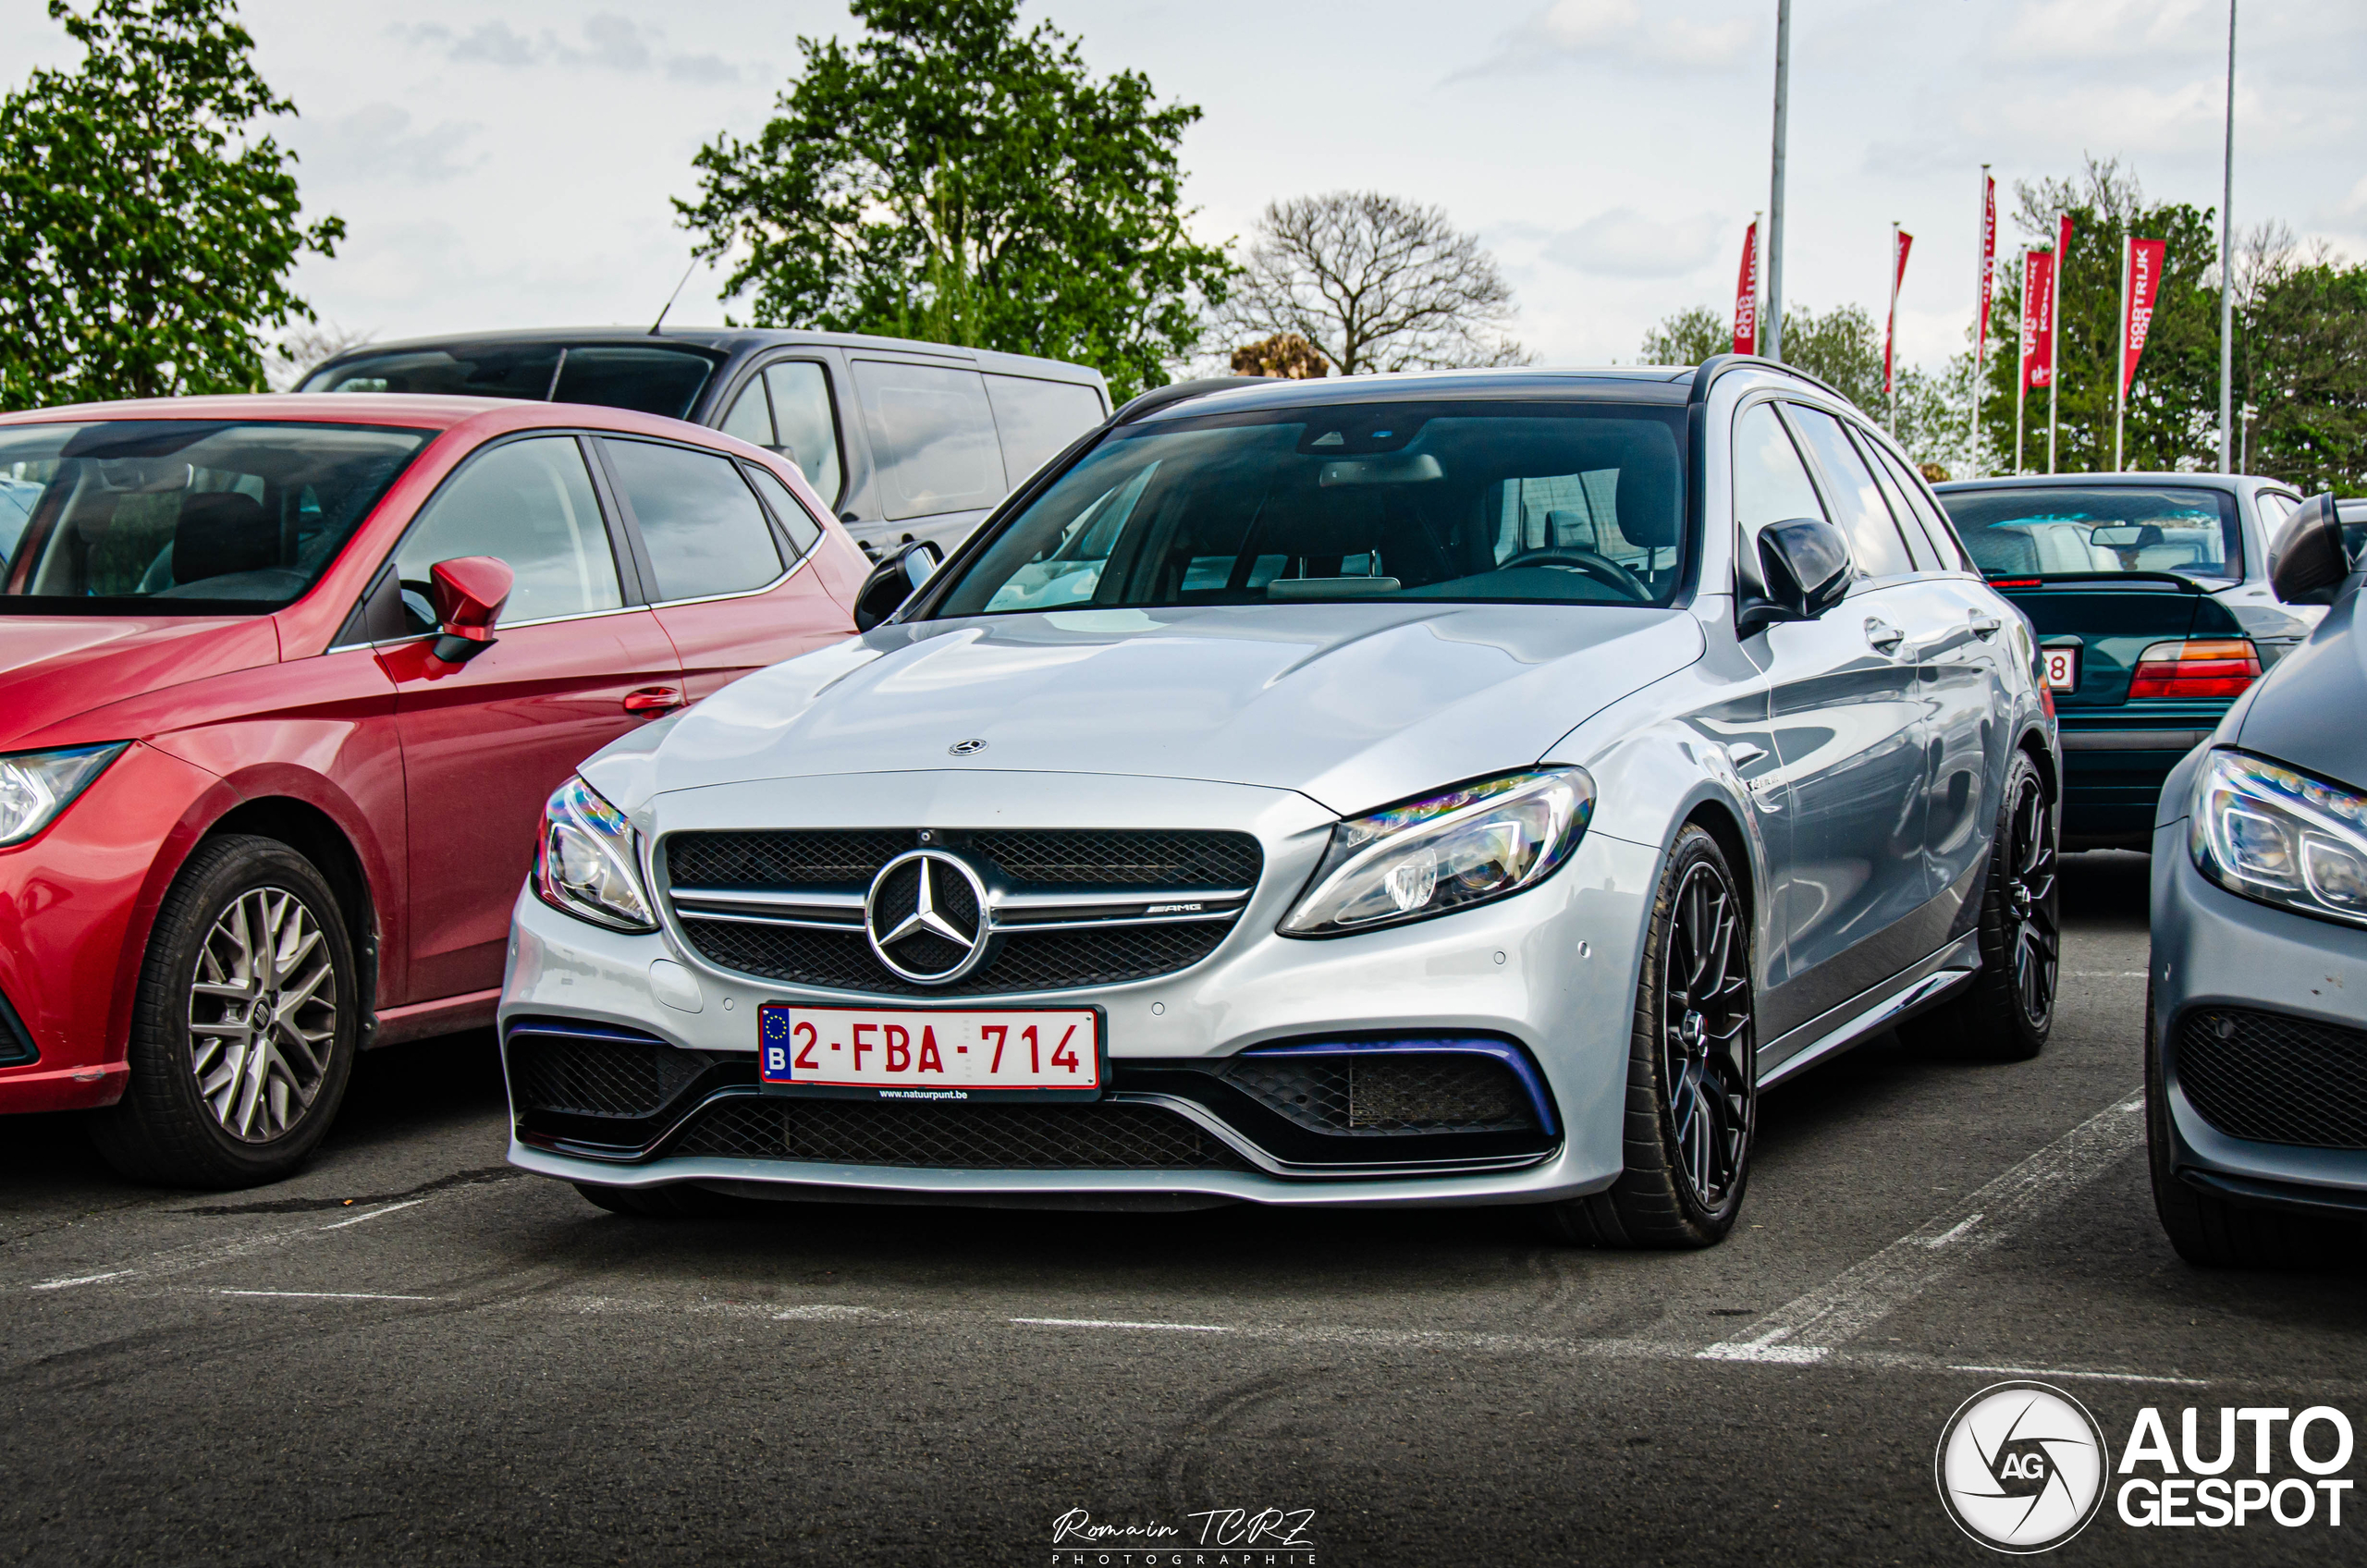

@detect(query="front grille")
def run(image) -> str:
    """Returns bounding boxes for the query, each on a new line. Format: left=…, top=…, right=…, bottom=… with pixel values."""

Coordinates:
left=2177, top=1007, right=2367, bottom=1150
left=1219, top=1051, right=1538, bottom=1136
left=681, top=922, right=1233, bottom=997
left=663, top=827, right=1259, bottom=996
left=509, top=1027, right=712, bottom=1118
left=671, top=1096, right=1250, bottom=1170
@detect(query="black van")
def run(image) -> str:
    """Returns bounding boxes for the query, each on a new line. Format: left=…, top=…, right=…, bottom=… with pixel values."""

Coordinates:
left=297, top=328, right=1110, bottom=560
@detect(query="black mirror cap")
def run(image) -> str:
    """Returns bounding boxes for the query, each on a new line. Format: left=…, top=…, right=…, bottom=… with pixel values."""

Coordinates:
left=2270, top=492, right=2349, bottom=606
left=852, top=540, right=945, bottom=631
left=1738, top=516, right=1853, bottom=635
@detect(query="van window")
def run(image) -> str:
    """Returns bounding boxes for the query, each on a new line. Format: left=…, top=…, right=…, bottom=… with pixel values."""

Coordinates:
left=851, top=360, right=1006, bottom=521
left=985, top=374, right=1106, bottom=485
left=304, top=342, right=717, bottom=421
left=765, top=361, right=844, bottom=509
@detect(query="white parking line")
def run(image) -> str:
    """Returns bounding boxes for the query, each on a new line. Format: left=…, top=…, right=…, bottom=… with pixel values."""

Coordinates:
left=1699, top=1092, right=2147, bottom=1366
left=29, top=1269, right=138, bottom=1292
left=1012, top=1317, right=1233, bottom=1333
left=214, top=1289, right=435, bottom=1302
left=1946, top=1361, right=2207, bottom=1387
left=318, top=1199, right=431, bottom=1231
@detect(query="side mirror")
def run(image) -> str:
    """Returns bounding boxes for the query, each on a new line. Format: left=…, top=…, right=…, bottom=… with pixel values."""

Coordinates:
left=852, top=539, right=943, bottom=631
left=2269, top=492, right=2350, bottom=606
left=428, top=555, right=513, bottom=666
left=1736, top=517, right=1853, bottom=637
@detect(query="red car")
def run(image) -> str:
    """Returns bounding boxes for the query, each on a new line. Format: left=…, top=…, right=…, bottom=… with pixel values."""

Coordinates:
left=0, top=395, right=869, bottom=1184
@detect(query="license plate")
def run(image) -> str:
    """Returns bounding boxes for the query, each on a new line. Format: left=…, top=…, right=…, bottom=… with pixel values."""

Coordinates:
left=756, top=1004, right=1102, bottom=1100
left=2042, top=646, right=2079, bottom=691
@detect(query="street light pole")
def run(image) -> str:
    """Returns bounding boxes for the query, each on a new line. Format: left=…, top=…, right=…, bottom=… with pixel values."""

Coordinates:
left=1764, top=0, right=1791, bottom=363
left=2219, top=0, right=2238, bottom=472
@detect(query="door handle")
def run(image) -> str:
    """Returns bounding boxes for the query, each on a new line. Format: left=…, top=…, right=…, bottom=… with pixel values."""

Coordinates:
left=623, top=686, right=685, bottom=714
left=1864, top=619, right=1907, bottom=655
left=1968, top=612, right=2003, bottom=640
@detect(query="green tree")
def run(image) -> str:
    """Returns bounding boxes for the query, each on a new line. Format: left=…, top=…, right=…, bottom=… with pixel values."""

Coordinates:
left=1977, top=159, right=2219, bottom=474
left=2237, top=247, right=2367, bottom=496
left=0, top=0, right=341, bottom=409
left=677, top=0, right=1231, bottom=401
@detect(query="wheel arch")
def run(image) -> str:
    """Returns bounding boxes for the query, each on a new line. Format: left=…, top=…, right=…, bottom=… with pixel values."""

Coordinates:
left=202, top=798, right=381, bottom=1043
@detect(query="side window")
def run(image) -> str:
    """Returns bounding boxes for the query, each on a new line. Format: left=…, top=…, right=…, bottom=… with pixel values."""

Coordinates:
left=1732, top=401, right=1831, bottom=572
left=764, top=361, right=845, bottom=510
left=718, top=376, right=774, bottom=447
left=391, top=436, right=621, bottom=631
left=851, top=359, right=1007, bottom=521
left=1870, top=444, right=1977, bottom=571
left=603, top=438, right=783, bottom=601
left=1851, top=428, right=1943, bottom=570
left=1784, top=405, right=1915, bottom=578
left=742, top=463, right=824, bottom=558
left=984, top=374, right=1107, bottom=485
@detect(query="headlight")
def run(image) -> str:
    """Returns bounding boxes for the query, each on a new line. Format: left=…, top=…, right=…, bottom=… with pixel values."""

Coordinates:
left=2191, top=749, right=2367, bottom=927
left=533, top=776, right=656, bottom=931
left=0, top=742, right=129, bottom=848
left=1280, top=768, right=1594, bottom=937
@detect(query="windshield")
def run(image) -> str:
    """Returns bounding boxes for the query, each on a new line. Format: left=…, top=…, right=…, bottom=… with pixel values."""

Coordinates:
left=1940, top=485, right=2241, bottom=581
left=0, top=421, right=433, bottom=613
left=300, top=342, right=719, bottom=421
left=931, top=401, right=1688, bottom=616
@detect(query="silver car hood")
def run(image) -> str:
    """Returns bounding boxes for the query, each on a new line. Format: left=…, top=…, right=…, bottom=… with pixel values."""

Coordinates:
left=591, top=603, right=1704, bottom=817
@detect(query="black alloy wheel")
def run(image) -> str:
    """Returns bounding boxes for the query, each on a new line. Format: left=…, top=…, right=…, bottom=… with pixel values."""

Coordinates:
left=1903, top=752, right=2058, bottom=1061
left=1542, top=824, right=1757, bottom=1248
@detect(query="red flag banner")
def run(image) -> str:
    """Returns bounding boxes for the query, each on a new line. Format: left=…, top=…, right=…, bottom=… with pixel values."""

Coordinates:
left=2022, top=249, right=2055, bottom=391
left=2122, top=238, right=2165, bottom=393
left=1883, top=227, right=1915, bottom=397
left=1975, top=176, right=1996, bottom=367
left=1732, top=221, right=1760, bottom=355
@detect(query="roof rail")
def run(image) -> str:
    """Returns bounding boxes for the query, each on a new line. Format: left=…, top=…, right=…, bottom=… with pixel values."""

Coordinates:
left=1110, top=375, right=1271, bottom=425
left=1688, top=353, right=1856, bottom=410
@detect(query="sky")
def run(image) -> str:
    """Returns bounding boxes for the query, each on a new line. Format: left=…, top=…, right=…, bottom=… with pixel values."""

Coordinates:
left=5, top=0, right=2363, bottom=376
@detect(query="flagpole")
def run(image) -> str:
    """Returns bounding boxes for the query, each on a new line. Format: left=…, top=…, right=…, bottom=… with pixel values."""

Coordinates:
left=1886, top=222, right=1901, bottom=435
left=1973, top=164, right=1990, bottom=474
left=2218, top=0, right=2238, bottom=472
left=2047, top=209, right=2064, bottom=474
left=2014, top=247, right=2028, bottom=475
left=1765, top=0, right=1791, bottom=362
left=2116, top=235, right=2131, bottom=472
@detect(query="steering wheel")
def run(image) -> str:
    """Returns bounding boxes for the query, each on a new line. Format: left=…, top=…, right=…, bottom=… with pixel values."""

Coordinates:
left=1495, top=546, right=1652, bottom=600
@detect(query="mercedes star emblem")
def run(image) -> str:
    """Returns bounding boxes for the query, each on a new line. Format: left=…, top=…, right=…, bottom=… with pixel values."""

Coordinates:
left=948, top=738, right=987, bottom=756
left=864, top=848, right=991, bottom=984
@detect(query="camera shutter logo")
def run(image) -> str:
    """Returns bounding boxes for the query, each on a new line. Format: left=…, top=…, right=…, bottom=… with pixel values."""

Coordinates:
left=1935, top=1381, right=2110, bottom=1553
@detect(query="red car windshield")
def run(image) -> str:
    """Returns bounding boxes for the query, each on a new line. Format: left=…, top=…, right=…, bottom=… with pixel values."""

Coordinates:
left=0, top=420, right=433, bottom=614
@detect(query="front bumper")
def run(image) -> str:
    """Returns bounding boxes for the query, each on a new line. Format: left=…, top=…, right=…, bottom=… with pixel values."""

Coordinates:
left=500, top=769, right=1664, bottom=1208
left=2149, top=820, right=2367, bottom=1215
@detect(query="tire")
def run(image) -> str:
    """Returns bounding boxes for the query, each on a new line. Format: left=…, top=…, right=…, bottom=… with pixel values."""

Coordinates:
left=572, top=1182, right=735, bottom=1218
left=1540, top=824, right=1756, bottom=1248
left=89, top=835, right=360, bottom=1189
left=2145, top=985, right=2329, bottom=1268
left=1900, top=750, right=2058, bottom=1061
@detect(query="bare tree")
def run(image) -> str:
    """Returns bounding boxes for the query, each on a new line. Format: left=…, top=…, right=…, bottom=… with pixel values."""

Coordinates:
left=264, top=320, right=374, bottom=391
left=1218, top=191, right=1527, bottom=375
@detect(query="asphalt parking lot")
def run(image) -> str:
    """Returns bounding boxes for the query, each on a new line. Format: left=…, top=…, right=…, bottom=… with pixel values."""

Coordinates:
left=3, top=851, right=2361, bottom=1566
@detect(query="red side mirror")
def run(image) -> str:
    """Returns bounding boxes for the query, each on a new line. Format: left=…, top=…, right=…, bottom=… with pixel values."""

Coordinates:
left=427, top=556, right=513, bottom=666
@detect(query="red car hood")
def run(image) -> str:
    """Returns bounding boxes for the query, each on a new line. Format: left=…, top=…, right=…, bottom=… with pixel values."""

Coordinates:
left=0, top=616, right=281, bottom=752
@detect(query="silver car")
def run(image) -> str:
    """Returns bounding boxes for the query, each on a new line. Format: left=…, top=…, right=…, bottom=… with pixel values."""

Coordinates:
left=499, top=361, right=2058, bottom=1247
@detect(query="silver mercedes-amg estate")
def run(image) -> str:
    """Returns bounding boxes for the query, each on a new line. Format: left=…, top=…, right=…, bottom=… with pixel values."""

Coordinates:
left=500, top=359, right=2060, bottom=1246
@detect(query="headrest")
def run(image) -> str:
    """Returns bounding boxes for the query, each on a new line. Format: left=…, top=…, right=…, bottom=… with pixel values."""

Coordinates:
left=173, top=492, right=273, bottom=585
left=1614, top=463, right=1679, bottom=550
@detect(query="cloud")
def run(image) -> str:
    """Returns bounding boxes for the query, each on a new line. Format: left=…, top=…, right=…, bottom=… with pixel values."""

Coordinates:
left=1546, top=208, right=1726, bottom=278
left=298, top=104, right=484, bottom=186
left=1994, top=0, right=2218, bottom=64
left=396, top=13, right=738, bottom=82
left=1454, top=0, right=1759, bottom=80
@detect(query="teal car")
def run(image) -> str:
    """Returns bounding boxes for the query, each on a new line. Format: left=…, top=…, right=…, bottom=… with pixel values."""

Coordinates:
left=1937, top=474, right=2313, bottom=848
